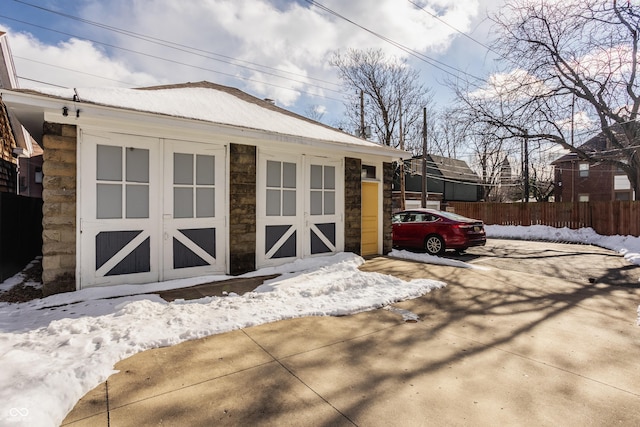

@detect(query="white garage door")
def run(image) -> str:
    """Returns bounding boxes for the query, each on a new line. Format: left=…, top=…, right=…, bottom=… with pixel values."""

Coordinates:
left=79, top=131, right=226, bottom=288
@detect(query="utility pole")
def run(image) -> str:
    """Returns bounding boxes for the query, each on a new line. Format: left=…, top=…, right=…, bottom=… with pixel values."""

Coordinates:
left=359, top=89, right=365, bottom=138
left=421, top=107, right=427, bottom=208
left=523, top=130, right=530, bottom=203
left=399, top=99, right=405, bottom=210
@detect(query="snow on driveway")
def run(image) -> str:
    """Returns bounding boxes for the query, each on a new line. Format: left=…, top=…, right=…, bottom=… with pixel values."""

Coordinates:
left=0, top=225, right=639, bottom=426
left=0, top=253, right=444, bottom=426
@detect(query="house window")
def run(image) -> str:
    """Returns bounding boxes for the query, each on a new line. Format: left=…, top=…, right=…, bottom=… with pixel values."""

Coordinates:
left=362, top=164, right=376, bottom=179
left=578, top=194, right=589, bottom=202
left=579, top=162, right=589, bottom=177
left=614, top=175, right=631, bottom=191
left=615, top=191, right=631, bottom=201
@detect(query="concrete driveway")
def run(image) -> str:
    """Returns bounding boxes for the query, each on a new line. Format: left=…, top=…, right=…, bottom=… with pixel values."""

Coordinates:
left=62, top=239, right=640, bottom=426
left=456, top=238, right=639, bottom=286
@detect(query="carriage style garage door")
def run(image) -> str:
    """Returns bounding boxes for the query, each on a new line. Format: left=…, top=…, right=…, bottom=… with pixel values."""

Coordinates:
left=257, top=152, right=344, bottom=268
left=79, top=131, right=226, bottom=288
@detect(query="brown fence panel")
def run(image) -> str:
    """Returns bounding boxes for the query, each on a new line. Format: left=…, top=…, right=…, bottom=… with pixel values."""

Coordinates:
left=448, top=201, right=640, bottom=237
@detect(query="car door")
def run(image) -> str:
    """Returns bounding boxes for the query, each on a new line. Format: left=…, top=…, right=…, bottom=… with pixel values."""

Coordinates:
left=398, top=212, right=424, bottom=248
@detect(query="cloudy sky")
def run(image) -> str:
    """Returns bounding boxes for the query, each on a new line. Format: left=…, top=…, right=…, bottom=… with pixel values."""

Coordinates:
left=0, top=0, right=503, bottom=129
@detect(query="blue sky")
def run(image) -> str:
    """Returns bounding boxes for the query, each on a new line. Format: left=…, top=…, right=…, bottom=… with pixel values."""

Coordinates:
left=0, top=0, right=503, bottom=130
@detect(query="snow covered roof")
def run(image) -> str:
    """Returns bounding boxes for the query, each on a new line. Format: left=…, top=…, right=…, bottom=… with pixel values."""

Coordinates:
left=427, top=154, right=480, bottom=183
left=1, top=81, right=406, bottom=158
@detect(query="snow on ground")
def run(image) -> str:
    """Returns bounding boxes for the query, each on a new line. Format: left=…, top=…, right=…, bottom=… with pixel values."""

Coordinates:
left=486, top=225, right=640, bottom=266
left=0, top=253, right=444, bottom=427
left=0, top=258, right=42, bottom=294
left=1, top=225, right=639, bottom=426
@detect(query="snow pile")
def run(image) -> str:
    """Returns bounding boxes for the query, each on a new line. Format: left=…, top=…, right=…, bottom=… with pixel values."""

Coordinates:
left=0, top=253, right=444, bottom=427
left=486, top=225, right=640, bottom=266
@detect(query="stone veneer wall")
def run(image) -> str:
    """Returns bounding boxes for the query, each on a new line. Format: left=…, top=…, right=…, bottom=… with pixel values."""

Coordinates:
left=41, top=123, right=76, bottom=296
left=229, top=143, right=256, bottom=275
left=383, top=162, right=393, bottom=254
left=344, top=157, right=362, bottom=255
left=0, top=101, right=17, bottom=193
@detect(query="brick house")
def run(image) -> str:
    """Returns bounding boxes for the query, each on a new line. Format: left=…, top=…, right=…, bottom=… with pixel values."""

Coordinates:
left=552, top=130, right=635, bottom=202
left=1, top=31, right=43, bottom=197
left=1, top=82, right=406, bottom=295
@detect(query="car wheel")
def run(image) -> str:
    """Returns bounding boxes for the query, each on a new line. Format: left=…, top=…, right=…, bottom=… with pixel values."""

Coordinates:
left=424, top=235, right=445, bottom=255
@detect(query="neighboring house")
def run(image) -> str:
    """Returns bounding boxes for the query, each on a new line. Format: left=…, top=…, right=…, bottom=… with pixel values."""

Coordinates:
left=0, top=31, right=43, bottom=196
left=493, top=156, right=517, bottom=202
left=552, top=130, right=635, bottom=202
left=1, top=82, right=406, bottom=295
left=0, top=99, right=16, bottom=193
left=394, top=154, right=482, bottom=210
left=17, top=146, right=44, bottom=198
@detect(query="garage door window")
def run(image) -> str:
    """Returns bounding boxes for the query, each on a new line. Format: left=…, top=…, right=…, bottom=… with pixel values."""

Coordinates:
left=96, top=145, right=149, bottom=219
left=266, top=160, right=296, bottom=216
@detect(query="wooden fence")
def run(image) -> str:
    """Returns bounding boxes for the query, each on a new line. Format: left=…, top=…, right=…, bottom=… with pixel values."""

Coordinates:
left=448, top=201, right=640, bottom=237
left=0, top=192, right=43, bottom=281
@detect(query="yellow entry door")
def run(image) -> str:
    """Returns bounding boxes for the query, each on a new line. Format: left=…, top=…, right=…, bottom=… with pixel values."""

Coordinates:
left=361, top=182, right=379, bottom=256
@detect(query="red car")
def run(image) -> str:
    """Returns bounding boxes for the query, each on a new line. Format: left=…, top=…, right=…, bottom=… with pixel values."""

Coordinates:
left=392, top=208, right=486, bottom=255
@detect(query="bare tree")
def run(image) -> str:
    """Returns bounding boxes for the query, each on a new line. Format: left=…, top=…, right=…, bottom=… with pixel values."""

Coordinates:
left=453, top=0, right=640, bottom=200
left=304, top=104, right=326, bottom=123
left=430, top=108, right=467, bottom=158
left=330, top=48, right=433, bottom=149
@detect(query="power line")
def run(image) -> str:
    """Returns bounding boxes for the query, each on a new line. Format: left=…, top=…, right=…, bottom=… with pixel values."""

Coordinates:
left=303, top=0, right=485, bottom=86
left=12, top=0, right=343, bottom=91
left=15, top=55, right=138, bottom=86
left=15, top=75, right=67, bottom=88
left=0, top=14, right=346, bottom=103
left=406, top=0, right=505, bottom=60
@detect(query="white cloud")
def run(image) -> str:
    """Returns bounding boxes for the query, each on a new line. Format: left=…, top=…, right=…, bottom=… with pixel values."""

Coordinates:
left=73, top=0, right=482, bottom=102
left=3, top=0, right=487, bottom=114
left=1, top=24, right=161, bottom=89
left=470, top=68, right=551, bottom=101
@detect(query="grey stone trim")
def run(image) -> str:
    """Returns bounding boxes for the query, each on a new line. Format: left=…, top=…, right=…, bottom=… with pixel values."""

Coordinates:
left=229, top=143, right=256, bottom=274
left=344, top=157, right=361, bottom=255
left=383, top=162, right=393, bottom=254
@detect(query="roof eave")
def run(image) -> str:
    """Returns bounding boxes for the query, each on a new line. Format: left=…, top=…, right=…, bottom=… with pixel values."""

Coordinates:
left=1, top=89, right=408, bottom=160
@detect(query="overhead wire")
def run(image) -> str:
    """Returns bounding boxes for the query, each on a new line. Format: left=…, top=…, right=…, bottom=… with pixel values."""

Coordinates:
left=12, top=0, right=343, bottom=90
left=15, top=55, right=139, bottom=86
left=6, top=0, right=491, bottom=104
left=15, top=75, right=67, bottom=87
left=405, top=0, right=503, bottom=59
left=302, top=0, right=485, bottom=86
left=0, top=14, right=346, bottom=102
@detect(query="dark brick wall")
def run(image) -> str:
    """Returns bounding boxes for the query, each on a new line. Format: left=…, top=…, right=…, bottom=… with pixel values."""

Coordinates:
left=344, top=157, right=362, bottom=255
left=229, top=143, right=256, bottom=274
left=554, top=161, right=619, bottom=202
left=383, top=162, right=393, bottom=254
